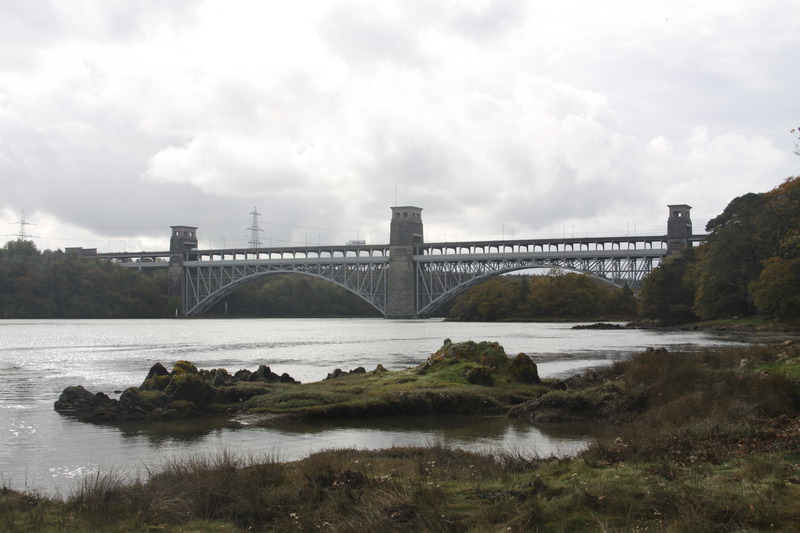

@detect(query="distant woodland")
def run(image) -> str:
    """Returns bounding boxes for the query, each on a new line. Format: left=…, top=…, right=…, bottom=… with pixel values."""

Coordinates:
left=2, top=176, right=799, bottom=321
left=445, top=272, right=637, bottom=321
left=0, top=241, right=170, bottom=318
left=206, top=274, right=381, bottom=317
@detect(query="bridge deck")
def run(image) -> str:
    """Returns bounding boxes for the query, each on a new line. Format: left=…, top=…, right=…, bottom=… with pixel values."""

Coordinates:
left=98, top=233, right=704, bottom=267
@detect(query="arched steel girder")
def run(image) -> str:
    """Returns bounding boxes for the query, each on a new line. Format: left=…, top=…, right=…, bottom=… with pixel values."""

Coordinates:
left=414, top=255, right=658, bottom=317
left=183, top=260, right=388, bottom=316
left=178, top=250, right=663, bottom=317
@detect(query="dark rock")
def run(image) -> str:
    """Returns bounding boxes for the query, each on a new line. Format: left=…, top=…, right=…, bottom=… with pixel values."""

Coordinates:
left=233, top=369, right=252, bottom=381
left=464, top=366, right=494, bottom=386
left=280, top=372, right=298, bottom=383
left=644, top=347, right=669, bottom=354
left=53, top=361, right=295, bottom=422
left=572, top=323, right=625, bottom=330
left=510, top=353, right=541, bottom=384
left=324, top=367, right=365, bottom=380
left=212, top=370, right=229, bottom=387
left=326, top=368, right=346, bottom=380
left=145, top=362, right=169, bottom=379
left=165, top=372, right=219, bottom=406
left=54, top=385, right=120, bottom=421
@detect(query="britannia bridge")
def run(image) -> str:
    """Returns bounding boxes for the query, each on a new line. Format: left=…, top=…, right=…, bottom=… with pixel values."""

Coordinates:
left=78, top=205, right=700, bottom=318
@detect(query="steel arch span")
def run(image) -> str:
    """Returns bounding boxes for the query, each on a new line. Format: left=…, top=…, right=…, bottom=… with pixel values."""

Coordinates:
left=183, top=259, right=388, bottom=316
left=413, top=251, right=661, bottom=317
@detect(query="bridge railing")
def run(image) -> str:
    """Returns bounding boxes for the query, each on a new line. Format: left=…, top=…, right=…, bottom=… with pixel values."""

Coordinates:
left=92, top=243, right=393, bottom=267
left=190, top=243, right=391, bottom=261
left=416, top=235, right=671, bottom=256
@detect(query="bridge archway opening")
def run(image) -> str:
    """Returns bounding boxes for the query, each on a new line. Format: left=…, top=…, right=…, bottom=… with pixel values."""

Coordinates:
left=188, top=271, right=383, bottom=317
left=418, top=263, right=636, bottom=318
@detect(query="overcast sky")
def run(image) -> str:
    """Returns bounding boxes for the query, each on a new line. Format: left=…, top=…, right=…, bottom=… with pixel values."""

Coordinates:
left=2, top=0, right=799, bottom=252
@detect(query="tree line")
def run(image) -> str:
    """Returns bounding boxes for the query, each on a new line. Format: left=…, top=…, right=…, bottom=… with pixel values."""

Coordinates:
left=445, top=271, right=638, bottom=321
left=0, top=240, right=171, bottom=318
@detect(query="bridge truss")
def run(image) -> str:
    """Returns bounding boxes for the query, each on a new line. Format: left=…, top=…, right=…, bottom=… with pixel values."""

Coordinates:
left=414, top=250, right=664, bottom=316
left=184, top=257, right=389, bottom=316
left=96, top=234, right=693, bottom=317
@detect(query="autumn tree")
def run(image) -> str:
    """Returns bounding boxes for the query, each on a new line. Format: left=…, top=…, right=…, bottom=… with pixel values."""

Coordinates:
left=693, top=176, right=800, bottom=319
left=638, top=246, right=699, bottom=323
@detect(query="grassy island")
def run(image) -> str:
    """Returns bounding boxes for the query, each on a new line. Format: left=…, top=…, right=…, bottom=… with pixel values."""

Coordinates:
left=53, top=340, right=549, bottom=423
left=7, top=340, right=800, bottom=531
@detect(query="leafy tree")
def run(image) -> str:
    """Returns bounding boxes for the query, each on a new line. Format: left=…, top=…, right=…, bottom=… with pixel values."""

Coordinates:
left=638, top=247, right=699, bottom=323
left=692, top=177, right=800, bottom=319
left=693, top=192, right=767, bottom=318
left=751, top=257, right=800, bottom=317
left=0, top=240, right=171, bottom=318
left=447, top=272, right=637, bottom=321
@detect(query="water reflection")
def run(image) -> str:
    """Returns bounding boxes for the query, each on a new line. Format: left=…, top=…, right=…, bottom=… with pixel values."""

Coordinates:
left=116, top=416, right=241, bottom=443
left=111, top=413, right=600, bottom=460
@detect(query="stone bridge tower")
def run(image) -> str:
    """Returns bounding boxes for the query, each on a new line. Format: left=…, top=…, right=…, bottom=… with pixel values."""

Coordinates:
left=666, top=204, right=692, bottom=254
left=386, top=206, right=423, bottom=318
left=168, top=225, right=198, bottom=313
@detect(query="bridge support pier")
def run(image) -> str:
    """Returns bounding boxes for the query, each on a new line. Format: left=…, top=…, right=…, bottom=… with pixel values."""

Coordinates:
left=386, top=206, right=424, bottom=318
left=666, top=205, right=692, bottom=254
left=168, top=226, right=197, bottom=314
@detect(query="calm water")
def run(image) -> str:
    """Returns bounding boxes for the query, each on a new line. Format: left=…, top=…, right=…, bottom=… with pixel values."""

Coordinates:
left=0, top=318, right=743, bottom=497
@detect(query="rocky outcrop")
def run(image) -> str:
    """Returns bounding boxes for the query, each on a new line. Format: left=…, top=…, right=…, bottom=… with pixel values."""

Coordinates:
left=54, top=361, right=299, bottom=422
left=572, top=322, right=626, bottom=330
left=421, top=339, right=541, bottom=387
left=53, top=385, right=120, bottom=419
left=325, top=367, right=367, bottom=380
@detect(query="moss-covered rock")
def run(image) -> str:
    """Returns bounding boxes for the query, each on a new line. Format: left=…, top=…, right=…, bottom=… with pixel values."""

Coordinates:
left=172, top=360, right=199, bottom=375
left=464, top=366, right=494, bottom=386
left=140, top=362, right=172, bottom=391
left=510, top=353, right=541, bottom=384
left=55, top=361, right=300, bottom=422
left=164, top=371, right=220, bottom=406
left=430, top=340, right=509, bottom=368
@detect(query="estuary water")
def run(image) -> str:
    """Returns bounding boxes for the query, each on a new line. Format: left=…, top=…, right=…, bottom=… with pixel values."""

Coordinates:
left=0, top=318, right=744, bottom=497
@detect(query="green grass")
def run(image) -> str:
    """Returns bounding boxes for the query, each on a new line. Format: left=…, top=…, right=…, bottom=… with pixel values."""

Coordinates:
left=4, top=446, right=800, bottom=532
left=240, top=341, right=547, bottom=420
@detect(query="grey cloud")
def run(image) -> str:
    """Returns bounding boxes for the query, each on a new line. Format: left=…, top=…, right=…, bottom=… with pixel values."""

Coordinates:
left=445, top=0, right=528, bottom=42
left=317, top=3, right=430, bottom=69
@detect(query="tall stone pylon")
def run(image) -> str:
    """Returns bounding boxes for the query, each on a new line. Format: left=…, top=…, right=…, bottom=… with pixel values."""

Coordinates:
left=386, top=206, right=423, bottom=318
left=666, top=204, right=692, bottom=254
left=168, top=226, right=198, bottom=314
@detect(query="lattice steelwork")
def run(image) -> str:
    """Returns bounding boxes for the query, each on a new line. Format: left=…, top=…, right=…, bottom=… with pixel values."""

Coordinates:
left=183, top=258, right=388, bottom=315
left=414, top=251, right=662, bottom=317
left=102, top=236, right=676, bottom=317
